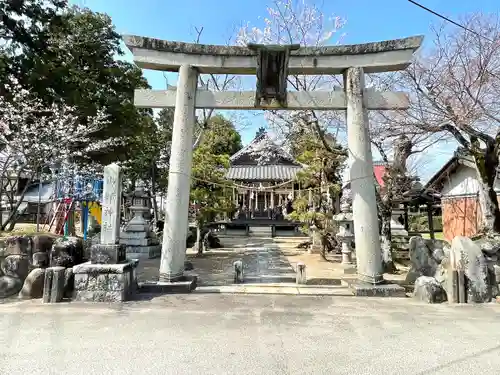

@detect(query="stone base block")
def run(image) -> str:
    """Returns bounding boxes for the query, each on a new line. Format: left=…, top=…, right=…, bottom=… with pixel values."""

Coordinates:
left=120, top=238, right=158, bottom=247
left=139, top=275, right=197, bottom=294
left=125, top=224, right=151, bottom=232
left=348, top=281, right=407, bottom=298
left=305, top=278, right=342, bottom=285
left=72, top=260, right=138, bottom=302
left=125, top=245, right=161, bottom=260
left=120, top=230, right=152, bottom=240
left=90, top=244, right=126, bottom=264
left=340, top=264, right=357, bottom=275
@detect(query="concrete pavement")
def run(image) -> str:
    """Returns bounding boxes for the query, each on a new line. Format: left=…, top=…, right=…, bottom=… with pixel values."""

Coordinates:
left=1, top=295, right=500, bottom=375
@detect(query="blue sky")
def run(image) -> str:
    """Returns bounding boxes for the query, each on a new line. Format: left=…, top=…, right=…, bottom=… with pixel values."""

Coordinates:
left=70, top=0, right=499, bottom=181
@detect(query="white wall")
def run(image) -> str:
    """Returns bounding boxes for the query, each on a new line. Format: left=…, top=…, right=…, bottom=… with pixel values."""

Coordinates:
left=441, top=166, right=480, bottom=197
left=441, top=164, right=500, bottom=197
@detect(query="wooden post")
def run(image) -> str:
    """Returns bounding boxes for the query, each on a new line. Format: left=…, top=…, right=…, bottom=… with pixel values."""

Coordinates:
left=427, top=203, right=435, bottom=240
left=403, top=202, right=409, bottom=232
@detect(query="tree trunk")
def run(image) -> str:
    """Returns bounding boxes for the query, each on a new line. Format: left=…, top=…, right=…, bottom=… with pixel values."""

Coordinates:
left=1, top=175, right=33, bottom=231
left=380, top=198, right=397, bottom=273
left=0, top=155, right=13, bottom=229
left=474, top=147, right=500, bottom=233
left=195, top=222, right=203, bottom=255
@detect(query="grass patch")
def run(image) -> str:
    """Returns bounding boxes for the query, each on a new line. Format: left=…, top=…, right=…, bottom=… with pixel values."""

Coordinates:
left=420, top=232, right=445, bottom=240
left=0, top=224, right=53, bottom=238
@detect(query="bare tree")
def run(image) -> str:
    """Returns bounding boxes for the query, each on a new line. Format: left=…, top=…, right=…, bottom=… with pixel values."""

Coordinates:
left=385, top=13, right=500, bottom=233
left=235, top=0, right=347, bottom=156
left=191, top=27, right=242, bottom=149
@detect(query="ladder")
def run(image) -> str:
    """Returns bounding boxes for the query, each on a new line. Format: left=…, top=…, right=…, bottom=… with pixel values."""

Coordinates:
left=45, top=198, right=75, bottom=234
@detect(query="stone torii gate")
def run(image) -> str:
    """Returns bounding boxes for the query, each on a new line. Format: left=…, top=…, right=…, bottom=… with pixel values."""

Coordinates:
left=124, top=34, right=423, bottom=292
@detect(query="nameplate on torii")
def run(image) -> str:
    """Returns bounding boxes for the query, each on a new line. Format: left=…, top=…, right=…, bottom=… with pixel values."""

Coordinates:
left=134, top=88, right=410, bottom=111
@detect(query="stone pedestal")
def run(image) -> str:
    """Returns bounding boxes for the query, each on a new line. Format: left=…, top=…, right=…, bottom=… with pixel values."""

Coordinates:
left=72, top=260, right=139, bottom=302
left=344, top=67, right=384, bottom=285
left=72, top=163, right=140, bottom=302
left=159, top=64, right=198, bottom=282
left=120, top=182, right=161, bottom=259
left=90, top=243, right=126, bottom=264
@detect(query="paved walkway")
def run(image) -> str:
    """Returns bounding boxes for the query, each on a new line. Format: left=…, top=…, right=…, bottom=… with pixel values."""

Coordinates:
left=137, top=235, right=409, bottom=287
left=1, top=295, right=500, bottom=375
left=138, top=246, right=296, bottom=286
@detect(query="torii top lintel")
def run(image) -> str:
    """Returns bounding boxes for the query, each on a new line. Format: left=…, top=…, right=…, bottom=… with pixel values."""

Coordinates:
left=123, top=34, right=424, bottom=75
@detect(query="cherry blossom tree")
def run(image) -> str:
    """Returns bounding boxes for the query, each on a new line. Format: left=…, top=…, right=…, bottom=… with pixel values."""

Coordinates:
left=0, top=82, right=108, bottom=230
left=383, top=13, right=500, bottom=233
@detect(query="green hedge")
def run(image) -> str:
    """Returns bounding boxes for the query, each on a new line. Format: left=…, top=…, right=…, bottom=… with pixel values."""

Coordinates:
left=409, top=214, right=443, bottom=232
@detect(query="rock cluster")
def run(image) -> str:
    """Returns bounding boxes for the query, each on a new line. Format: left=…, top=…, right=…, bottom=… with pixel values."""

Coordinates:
left=407, top=235, right=499, bottom=303
left=0, top=234, right=85, bottom=300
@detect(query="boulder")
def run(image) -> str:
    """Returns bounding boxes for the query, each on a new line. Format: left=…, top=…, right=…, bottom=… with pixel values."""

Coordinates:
left=494, top=265, right=500, bottom=284
left=83, top=234, right=100, bottom=261
left=405, top=237, right=440, bottom=284
left=0, top=276, right=23, bottom=298
left=50, top=237, right=84, bottom=268
left=413, top=276, right=447, bottom=304
left=450, top=236, right=491, bottom=303
left=32, top=234, right=56, bottom=253
left=32, top=252, right=49, bottom=268
left=1, top=255, right=30, bottom=280
left=3, top=235, right=32, bottom=257
left=474, top=235, right=500, bottom=256
left=18, top=268, right=46, bottom=299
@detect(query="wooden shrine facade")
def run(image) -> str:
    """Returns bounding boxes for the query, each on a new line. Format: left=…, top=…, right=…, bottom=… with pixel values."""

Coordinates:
left=226, top=131, right=302, bottom=219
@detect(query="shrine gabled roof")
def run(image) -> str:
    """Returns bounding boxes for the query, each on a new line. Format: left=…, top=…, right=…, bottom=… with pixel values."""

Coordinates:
left=424, top=148, right=475, bottom=192
left=229, top=131, right=301, bottom=166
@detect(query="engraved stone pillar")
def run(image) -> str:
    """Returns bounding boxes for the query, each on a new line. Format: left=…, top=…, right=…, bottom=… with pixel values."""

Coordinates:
left=90, top=163, right=126, bottom=264
left=345, top=67, right=383, bottom=284
left=159, top=64, right=198, bottom=282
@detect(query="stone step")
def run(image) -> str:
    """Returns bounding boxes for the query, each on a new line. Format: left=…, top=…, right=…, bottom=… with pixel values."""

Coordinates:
left=243, top=274, right=297, bottom=283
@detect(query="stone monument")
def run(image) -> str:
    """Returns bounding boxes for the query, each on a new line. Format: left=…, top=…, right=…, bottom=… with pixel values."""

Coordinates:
left=72, top=163, right=139, bottom=302
left=120, top=181, right=161, bottom=259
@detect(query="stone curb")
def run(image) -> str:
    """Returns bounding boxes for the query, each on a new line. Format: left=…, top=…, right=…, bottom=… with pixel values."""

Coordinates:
left=192, top=284, right=354, bottom=296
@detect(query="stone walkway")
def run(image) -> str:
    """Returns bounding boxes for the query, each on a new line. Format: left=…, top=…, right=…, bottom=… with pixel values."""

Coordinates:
left=137, top=246, right=296, bottom=286
left=136, top=235, right=409, bottom=287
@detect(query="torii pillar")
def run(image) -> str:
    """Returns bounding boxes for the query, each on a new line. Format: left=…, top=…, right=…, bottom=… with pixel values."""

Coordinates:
left=159, top=64, right=197, bottom=284
left=345, top=67, right=383, bottom=285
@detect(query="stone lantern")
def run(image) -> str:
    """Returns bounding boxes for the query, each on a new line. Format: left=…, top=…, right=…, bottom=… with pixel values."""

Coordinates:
left=333, top=201, right=356, bottom=273
left=119, top=181, right=161, bottom=259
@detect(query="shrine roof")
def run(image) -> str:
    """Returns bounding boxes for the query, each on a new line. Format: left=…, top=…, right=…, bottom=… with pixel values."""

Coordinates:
left=226, top=131, right=303, bottom=181
left=229, top=131, right=301, bottom=166
left=226, top=165, right=302, bottom=181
